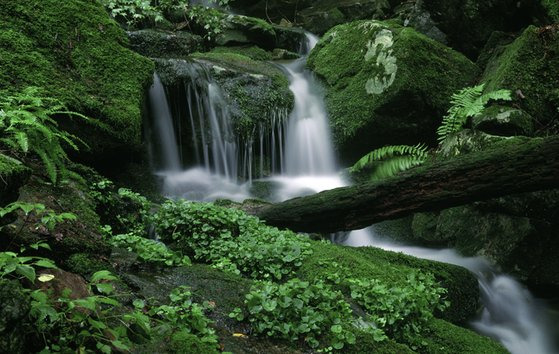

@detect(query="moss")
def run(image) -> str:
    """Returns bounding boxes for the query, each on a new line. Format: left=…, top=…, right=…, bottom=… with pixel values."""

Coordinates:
left=187, top=51, right=293, bottom=139
left=63, top=253, right=111, bottom=277
left=0, top=0, right=154, bottom=151
left=482, top=25, right=559, bottom=130
left=473, top=105, right=534, bottom=136
left=308, top=20, right=479, bottom=163
left=542, top=0, right=559, bottom=22
left=210, top=45, right=273, bottom=61
left=298, top=241, right=480, bottom=324
left=170, top=331, right=219, bottom=354
left=344, top=331, right=414, bottom=353
left=421, top=318, right=507, bottom=353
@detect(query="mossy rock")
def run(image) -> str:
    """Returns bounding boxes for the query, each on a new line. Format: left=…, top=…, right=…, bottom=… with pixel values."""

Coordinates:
left=298, top=241, right=480, bottom=324
left=307, top=20, right=479, bottom=164
left=156, top=51, right=293, bottom=141
left=217, top=14, right=276, bottom=49
left=210, top=45, right=273, bottom=61
left=421, top=318, right=507, bottom=353
left=0, top=0, right=154, bottom=154
left=0, top=173, right=110, bottom=263
left=127, top=29, right=203, bottom=58
left=473, top=105, right=534, bottom=136
left=482, top=25, right=559, bottom=131
left=0, top=155, right=30, bottom=206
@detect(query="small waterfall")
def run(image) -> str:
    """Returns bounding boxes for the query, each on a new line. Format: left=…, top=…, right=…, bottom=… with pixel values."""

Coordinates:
left=148, top=74, right=181, bottom=171
left=148, top=60, right=289, bottom=201
left=342, top=229, right=557, bottom=354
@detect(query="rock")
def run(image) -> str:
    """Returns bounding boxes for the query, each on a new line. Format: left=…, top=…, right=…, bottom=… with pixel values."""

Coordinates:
left=0, top=280, right=32, bottom=353
left=155, top=51, right=293, bottom=141
left=482, top=25, right=559, bottom=131
left=0, top=0, right=154, bottom=154
left=412, top=189, right=559, bottom=291
left=298, top=241, right=480, bottom=324
left=307, top=20, right=479, bottom=163
left=35, top=269, right=90, bottom=300
left=473, top=105, right=534, bottom=136
left=127, top=29, right=203, bottom=58
left=1, top=173, right=111, bottom=263
left=217, top=14, right=276, bottom=49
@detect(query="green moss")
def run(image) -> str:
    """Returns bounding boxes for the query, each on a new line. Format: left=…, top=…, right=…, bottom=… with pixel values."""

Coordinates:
left=63, top=253, right=111, bottom=277
left=170, top=331, right=219, bottom=354
left=308, top=20, right=479, bottom=163
left=0, top=0, right=154, bottom=150
left=421, top=318, right=507, bottom=353
left=188, top=51, right=293, bottom=139
left=482, top=26, right=559, bottom=129
left=344, top=331, right=414, bottom=353
left=0, top=279, right=33, bottom=353
left=298, top=241, right=480, bottom=324
left=210, top=45, right=273, bottom=61
left=542, top=0, right=559, bottom=22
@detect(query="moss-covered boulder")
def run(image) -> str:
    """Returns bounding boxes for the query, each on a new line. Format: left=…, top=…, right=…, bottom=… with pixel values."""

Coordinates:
left=308, top=20, right=479, bottom=163
left=156, top=51, right=293, bottom=142
left=412, top=189, right=559, bottom=291
left=298, top=241, right=480, bottom=324
left=127, top=29, right=203, bottom=58
left=482, top=25, right=559, bottom=132
left=0, top=0, right=154, bottom=153
left=0, top=172, right=111, bottom=264
left=472, top=105, right=534, bottom=136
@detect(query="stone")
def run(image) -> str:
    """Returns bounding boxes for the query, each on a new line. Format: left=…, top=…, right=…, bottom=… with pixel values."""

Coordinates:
left=307, top=20, right=479, bottom=163
left=127, top=29, right=203, bottom=58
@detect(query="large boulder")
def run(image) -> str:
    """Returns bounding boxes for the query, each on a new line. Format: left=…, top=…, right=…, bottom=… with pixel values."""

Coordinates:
left=307, top=20, right=479, bottom=163
left=0, top=0, right=154, bottom=154
left=482, top=25, right=559, bottom=131
left=412, top=189, right=559, bottom=292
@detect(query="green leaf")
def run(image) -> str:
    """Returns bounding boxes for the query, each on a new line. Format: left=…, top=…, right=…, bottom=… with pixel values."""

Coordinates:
left=16, top=264, right=36, bottom=282
left=91, top=270, right=117, bottom=283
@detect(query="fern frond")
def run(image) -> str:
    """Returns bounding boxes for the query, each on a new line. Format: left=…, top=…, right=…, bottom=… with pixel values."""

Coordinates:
left=437, top=84, right=512, bottom=145
left=350, top=144, right=428, bottom=181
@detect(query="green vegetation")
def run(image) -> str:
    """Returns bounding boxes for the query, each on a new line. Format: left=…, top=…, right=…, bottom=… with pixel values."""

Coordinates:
left=350, top=144, right=429, bottom=181
left=154, top=200, right=312, bottom=280
left=0, top=87, right=87, bottom=184
left=0, top=0, right=154, bottom=149
left=108, top=232, right=191, bottom=267
left=436, top=84, right=512, bottom=146
left=230, top=278, right=360, bottom=350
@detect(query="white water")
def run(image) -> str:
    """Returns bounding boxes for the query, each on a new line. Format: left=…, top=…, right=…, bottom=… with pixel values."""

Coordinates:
left=343, top=228, right=557, bottom=354
left=148, top=74, right=181, bottom=171
left=148, top=34, right=557, bottom=353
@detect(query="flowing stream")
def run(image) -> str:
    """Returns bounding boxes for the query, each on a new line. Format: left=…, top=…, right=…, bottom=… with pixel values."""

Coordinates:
left=147, top=33, right=557, bottom=353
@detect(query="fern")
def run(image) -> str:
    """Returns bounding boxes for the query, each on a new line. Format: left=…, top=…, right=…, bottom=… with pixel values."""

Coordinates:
left=436, top=84, right=512, bottom=144
left=0, top=87, right=88, bottom=185
left=350, top=144, right=429, bottom=181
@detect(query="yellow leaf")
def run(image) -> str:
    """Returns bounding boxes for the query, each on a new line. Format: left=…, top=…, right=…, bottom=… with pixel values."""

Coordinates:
left=38, top=274, right=55, bottom=282
left=232, top=333, right=248, bottom=338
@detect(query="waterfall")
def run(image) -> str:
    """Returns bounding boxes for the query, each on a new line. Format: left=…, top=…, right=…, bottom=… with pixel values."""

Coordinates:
left=148, top=73, right=181, bottom=171
left=342, top=229, right=557, bottom=354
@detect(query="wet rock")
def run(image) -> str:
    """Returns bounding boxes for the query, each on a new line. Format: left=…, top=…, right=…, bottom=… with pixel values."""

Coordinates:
left=473, top=105, right=534, bottom=136
left=127, top=29, right=203, bottom=58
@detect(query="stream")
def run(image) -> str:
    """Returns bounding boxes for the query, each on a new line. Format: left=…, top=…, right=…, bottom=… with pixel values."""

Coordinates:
left=147, top=33, right=557, bottom=353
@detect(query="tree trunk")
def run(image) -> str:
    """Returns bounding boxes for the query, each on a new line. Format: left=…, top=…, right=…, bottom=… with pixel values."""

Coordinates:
left=256, top=136, right=559, bottom=233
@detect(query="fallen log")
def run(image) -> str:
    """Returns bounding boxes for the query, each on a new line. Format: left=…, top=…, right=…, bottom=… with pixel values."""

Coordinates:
left=256, top=136, right=559, bottom=233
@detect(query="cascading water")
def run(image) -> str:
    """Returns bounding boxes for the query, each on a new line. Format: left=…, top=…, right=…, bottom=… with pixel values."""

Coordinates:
left=341, top=229, right=558, bottom=354
left=147, top=32, right=557, bottom=353
left=148, top=73, right=181, bottom=171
